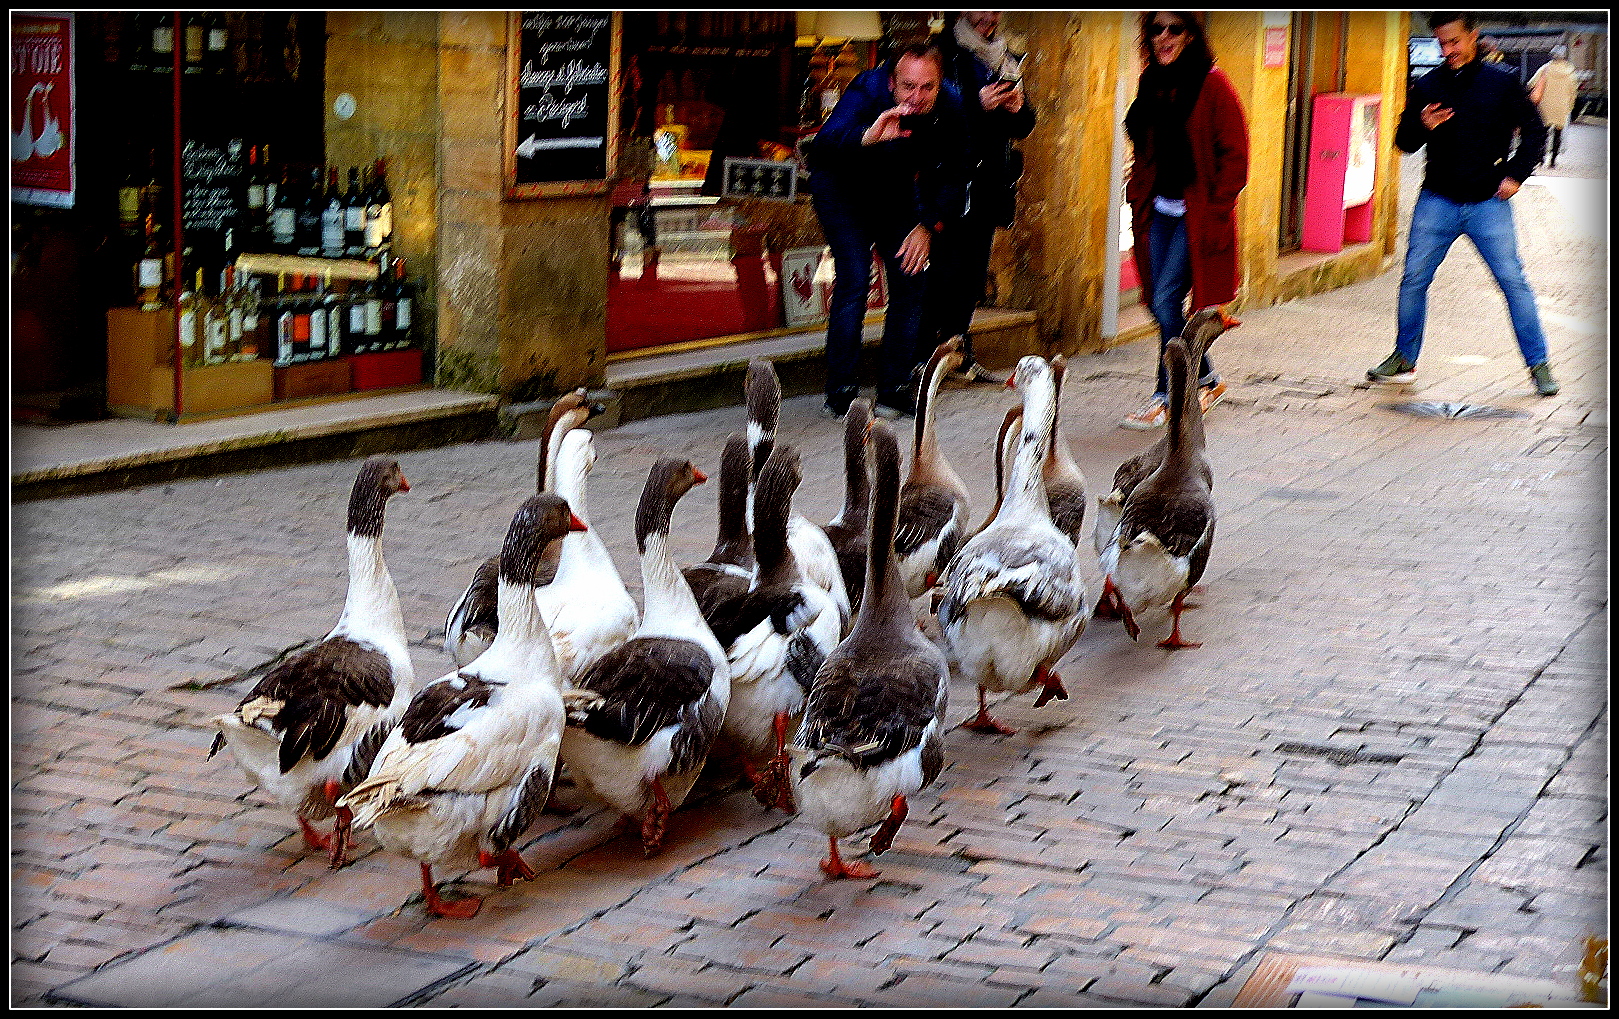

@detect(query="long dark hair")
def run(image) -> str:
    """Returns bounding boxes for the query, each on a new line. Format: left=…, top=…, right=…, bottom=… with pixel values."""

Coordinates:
left=1137, top=11, right=1214, bottom=68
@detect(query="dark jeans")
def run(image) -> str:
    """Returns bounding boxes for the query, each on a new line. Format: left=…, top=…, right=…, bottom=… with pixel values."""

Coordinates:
left=811, top=189, right=929, bottom=401
left=1547, top=125, right=1563, bottom=164
left=925, top=210, right=997, bottom=362
left=1146, top=209, right=1217, bottom=398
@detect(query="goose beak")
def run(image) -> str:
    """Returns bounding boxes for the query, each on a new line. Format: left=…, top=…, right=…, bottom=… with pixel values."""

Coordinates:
left=1220, top=312, right=1243, bottom=330
left=691, top=467, right=708, bottom=484
left=397, top=475, right=411, bottom=492
left=568, top=512, right=589, bottom=532
left=1004, top=374, right=1017, bottom=390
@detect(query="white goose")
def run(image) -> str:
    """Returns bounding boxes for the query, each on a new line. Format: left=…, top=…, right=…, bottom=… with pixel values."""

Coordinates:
left=790, top=418, right=950, bottom=879
left=708, top=443, right=843, bottom=812
left=1102, top=335, right=1216, bottom=649
left=534, top=428, right=639, bottom=681
left=209, top=457, right=414, bottom=868
left=895, top=338, right=973, bottom=601
left=744, top=359, right=851, bottom=631
left=443, top=389, right=602, bottom=666
left=557, top=458, right=731, bottom=855
left=937, top=357, right=1088, bottom=735
left=340, top=494, right=583, bottom=918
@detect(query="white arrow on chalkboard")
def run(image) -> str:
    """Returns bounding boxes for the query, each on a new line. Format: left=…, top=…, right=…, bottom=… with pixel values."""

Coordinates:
left=516, top=134, right=540, bottom=159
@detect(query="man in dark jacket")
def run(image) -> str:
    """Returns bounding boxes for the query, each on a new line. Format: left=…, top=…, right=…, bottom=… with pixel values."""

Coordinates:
left=927, top=11, right=1036, bottom=384
left=809, top=43, right=966, bottom=419
left=1368, top=11, right=1558, bottom=396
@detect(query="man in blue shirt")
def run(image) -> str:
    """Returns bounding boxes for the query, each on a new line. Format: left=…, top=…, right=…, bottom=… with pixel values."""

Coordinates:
left=1368, top=11, right=1558, bottom=396
left=809, top=43, right=966, bottom=419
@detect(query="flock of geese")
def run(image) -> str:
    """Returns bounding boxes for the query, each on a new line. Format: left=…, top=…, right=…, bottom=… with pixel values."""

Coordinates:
left=208, top=310, right=1235, bottom=916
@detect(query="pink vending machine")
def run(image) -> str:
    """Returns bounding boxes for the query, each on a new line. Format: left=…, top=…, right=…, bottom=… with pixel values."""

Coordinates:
left=1302, top=93, right=1381, bottom=253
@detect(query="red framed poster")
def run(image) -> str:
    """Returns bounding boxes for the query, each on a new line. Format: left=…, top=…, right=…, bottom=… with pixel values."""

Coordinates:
left=11, top=11, right=76, bottom=208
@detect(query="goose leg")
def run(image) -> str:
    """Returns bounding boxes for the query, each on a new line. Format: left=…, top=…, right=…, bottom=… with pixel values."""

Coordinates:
left=869, top=795, right=908, bottom=855
left=298, top=816, right=334, bottom=852
left=1155, top=590, right=1202, bottom=649
left=328, top=805, right=354, bottom=870
left=960, top=686, right=1017, bottom=735
left=1031, top=665, right=1069, bottom=708
left=820, top=835, right=878, bottom=879
left=420, top=863, right=481, bottom=919
left=480, top=849, right=537, bottom=887
left=1093, top=577, right=1123, bottom=619
left=640, top=778, right=672, bottom=856
left=751, top=712, right=797, bottom=813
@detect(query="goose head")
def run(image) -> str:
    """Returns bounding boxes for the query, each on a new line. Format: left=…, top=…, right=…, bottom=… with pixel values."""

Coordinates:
left=347, top=456, right=410, bottom=537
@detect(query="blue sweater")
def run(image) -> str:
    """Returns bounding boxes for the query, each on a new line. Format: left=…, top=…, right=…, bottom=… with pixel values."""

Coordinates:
left=1397, top=58, right=1546, bottom=203
left=808, top=66, right=967, bottom=232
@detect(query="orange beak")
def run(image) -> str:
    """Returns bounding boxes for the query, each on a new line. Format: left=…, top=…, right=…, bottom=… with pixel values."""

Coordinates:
left=1004, top=375, right=1017, bottom=389
left=398, top=475, right=411, bottom=492
left=568, top=512, right=588, bottom=532
left=691, top=467, right=708, bottom=484
left=1220, top=312, right=1243, bottom=330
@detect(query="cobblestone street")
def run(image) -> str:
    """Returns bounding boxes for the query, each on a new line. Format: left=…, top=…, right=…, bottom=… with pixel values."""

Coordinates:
left=11, top=128, right=1607, bottom=1007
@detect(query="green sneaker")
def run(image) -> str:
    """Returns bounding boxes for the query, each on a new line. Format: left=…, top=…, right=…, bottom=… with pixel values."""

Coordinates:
left=1367, top=352, right=1416, bottom=383
left=1529, top=362, right=1560, bottom=396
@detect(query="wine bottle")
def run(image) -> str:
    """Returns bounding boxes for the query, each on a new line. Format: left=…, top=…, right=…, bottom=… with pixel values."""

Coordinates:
left=183, top=11, right=205, bottom=74
left=118, top=149, right=149, bottom=237
left=296, top=168, right=324, bottom=257
left=204, top=12, right=230, bottom=77
left=343, top=167, right=366, bottom=258
left=362, top=270, right=384, bottom=352
left=150, top=13, right=174, bottom=75
left=238, top=273, right=264, bottom=360
left=243, top=144, right=266, bottom=246
left=375, top=253, right=397, bottom=349
left=291, top=275, right=314, bottom=362
left=363, top=158, right=392, bottom=259
left=321, top=167, right=345, bottom=257
left=269, top=165, right=297, bottom=253
left=128, top=14, right=151, bottom=74
left=393, top=257, right=415, bottom=349
left=261, top=143, right=276, bottom=212
left=202, top=271, right=229, bottom=365
left=135, top=215, right=166, bottom=311
left=308, top=275, right=329, bottom=360
left=322, top=273, right=346, bottom=359
left=178, top=269, right=201, bottom=367
left=274, top=273, right=296, bottom=366
left=347, top=275, right=368, bottom=355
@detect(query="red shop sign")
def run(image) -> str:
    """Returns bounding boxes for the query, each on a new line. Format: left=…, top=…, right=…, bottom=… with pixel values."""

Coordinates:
left=12, top=11, right=76, bottom=208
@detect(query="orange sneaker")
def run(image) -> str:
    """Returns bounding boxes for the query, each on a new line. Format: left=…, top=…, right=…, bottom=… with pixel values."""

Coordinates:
left=1120, top=396, right=1169, bottom=430
left=1198, top=381, right=1227, bottom=414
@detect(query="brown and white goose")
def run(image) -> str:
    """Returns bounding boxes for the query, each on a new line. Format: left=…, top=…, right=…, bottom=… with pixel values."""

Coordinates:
left=557, top=458, right=731, bottom=855
left=1043, top=355, right=1088, bottom=547
left=937, top=357, right=1088, bottom=735
left=970, top=405, right=1026, bottom=537
left=822, top=398, right=873, bottom=615
left=682, top=432, right=756, bottom=622
left=443, top=389, right=603, bottom=666
left=210, top=457, right=414, bottom=868
left=708, top=444, right=842, bottom=812
left=895, top=338, right=972, bottom=601
left=1101, top=335, right=1216, bottom=649
left=1094, top=310, right=1232, bottom=564
left=744, top=359, right=851, bottom=630
left=789, top=418, right=950, bottom=879
left=340, top=494, right=583, bottom=918
left=534, top=427, right=639, bottom=680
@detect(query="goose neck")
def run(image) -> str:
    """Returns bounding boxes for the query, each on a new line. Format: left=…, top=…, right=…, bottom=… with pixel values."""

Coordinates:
left=337, top=531, right=403, bottom=637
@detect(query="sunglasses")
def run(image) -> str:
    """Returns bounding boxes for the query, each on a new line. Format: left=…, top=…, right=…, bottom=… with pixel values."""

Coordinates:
left=1150, top=22, right=1187, bottom=38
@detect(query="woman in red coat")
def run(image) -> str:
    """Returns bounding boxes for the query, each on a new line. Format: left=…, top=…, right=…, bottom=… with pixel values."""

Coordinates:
left=1120, top=11, right=1249, bottom=429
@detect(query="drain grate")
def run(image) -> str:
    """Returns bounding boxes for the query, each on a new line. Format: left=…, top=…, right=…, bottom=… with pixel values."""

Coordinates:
left=1379, top=395, right=1528, bottom=414
left=1379, top=400, right=1531, bottom=420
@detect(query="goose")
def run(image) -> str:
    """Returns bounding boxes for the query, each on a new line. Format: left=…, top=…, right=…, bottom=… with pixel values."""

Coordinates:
left=895, top=338, right=972, bottom=601
left=557, top=458, right=731, bottom=855
left=970, top=405, right=1026, bottom=537
left=534, top=428, right=639, bottom=681
left=743, top=359, right=851, bottom=630
left=708, top=444, right=843, bottom=812
left=13, top=83, right=43, bottom=163
left=209, top=457, right=413, bottom=868
left=789, top=417, right=950, bottom=879
left=1043, top=355, right=1088, bottom=547
left=444, top=389, right=603, bottom=665
left=682, top=432, right=756, bottom=622
left=822, top=398, right=874, bottom=615
left=339, top=494, right=584, bottom=918
left=1094, top=310, right=1232, bottom=565
left=937, top=357, right=1088, bottom=735
left=1102, top=335, right=1216, bottom=650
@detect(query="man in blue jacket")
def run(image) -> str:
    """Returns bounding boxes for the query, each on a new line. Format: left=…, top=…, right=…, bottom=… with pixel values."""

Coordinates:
left=810, top=42, right=966, bottom=419
left=1367, top=11, right=1558, bottom=396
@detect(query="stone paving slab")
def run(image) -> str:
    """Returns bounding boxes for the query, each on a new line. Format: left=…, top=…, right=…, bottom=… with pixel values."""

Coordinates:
left=11, top=134, right=1608, bottom=1006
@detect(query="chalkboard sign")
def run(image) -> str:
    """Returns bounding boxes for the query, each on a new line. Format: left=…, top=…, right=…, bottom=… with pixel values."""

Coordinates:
left=507, top=11, right=620, bottom=197
left=181, top=137, right=244, bottom=235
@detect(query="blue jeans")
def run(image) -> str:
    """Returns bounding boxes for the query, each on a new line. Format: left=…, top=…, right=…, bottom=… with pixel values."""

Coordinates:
left=1146, top=210, right=1217, bottom=398
left=1397, top=189, right=1548, bottom=368
left=812, top=189, right=929, bottom=400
